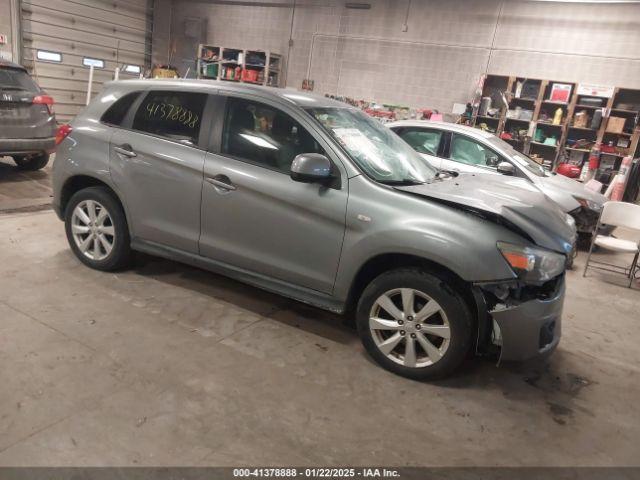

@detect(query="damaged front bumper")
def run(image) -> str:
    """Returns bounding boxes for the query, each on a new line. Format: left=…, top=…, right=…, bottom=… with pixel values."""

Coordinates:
left=476, top=275, right=565, bottom=362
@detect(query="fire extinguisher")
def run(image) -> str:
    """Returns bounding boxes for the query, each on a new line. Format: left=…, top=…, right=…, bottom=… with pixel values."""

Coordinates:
left=582, top=143, right=600, bottom=182
left=610, top=155, right=633, bottom=201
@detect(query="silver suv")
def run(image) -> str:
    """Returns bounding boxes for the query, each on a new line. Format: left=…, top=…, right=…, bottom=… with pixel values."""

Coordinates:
left=53, top=80, right=576, bottom=380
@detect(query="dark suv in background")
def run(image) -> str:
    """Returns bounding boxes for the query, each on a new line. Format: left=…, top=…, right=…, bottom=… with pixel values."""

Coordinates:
left=0, top=60, right=56, bottom=170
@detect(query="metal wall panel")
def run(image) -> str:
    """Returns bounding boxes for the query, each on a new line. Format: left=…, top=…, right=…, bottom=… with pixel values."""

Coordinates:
left=21, top=0, right=153, bottom=122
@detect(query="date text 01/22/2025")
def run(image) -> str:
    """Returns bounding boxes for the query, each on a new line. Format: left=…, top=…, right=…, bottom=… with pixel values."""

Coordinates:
left=233, top=468, right=401, bottom=478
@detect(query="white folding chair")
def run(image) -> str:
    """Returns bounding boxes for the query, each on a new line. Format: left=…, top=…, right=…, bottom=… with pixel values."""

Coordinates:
left=583, top=201, right=640, bottom=288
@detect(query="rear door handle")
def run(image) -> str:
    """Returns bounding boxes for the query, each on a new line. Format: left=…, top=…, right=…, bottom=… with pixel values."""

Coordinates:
left=205, top=174, right=236, bottom=191
left=114, top=144, right=137, bottom=158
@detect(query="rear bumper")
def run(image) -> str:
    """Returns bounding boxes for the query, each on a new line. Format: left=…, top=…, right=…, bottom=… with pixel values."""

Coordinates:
left=0, top=137, right=55, bottom=155
left=490, top=276, right=565, bottom=362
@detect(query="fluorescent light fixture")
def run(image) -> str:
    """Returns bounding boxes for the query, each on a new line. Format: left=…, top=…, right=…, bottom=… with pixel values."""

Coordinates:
left=36, top=50, right=62, bottom=62
left=239, top=133, right=278, bottom=150
left=124, top=65, right=141, bottom=74
left=83, top=57, right=104, bottom=68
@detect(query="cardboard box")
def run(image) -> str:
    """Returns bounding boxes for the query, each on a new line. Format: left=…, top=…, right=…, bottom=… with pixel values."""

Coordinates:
left=606, top=116, right=626, bottom=134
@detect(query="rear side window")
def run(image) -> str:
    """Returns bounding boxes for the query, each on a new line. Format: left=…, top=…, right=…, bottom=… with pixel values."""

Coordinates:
left=0, top=68, right=40, bottom=93
left=395, top=127, right=443, bottom=156
left=101, top=91, right=141, bottom=126
left=132, top=90, right=206, bottom=145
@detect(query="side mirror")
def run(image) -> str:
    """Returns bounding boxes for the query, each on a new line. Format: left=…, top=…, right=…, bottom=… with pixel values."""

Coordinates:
left=497, top=161, right=515, bottom=175
left=291, top=153, right=332, bottom=183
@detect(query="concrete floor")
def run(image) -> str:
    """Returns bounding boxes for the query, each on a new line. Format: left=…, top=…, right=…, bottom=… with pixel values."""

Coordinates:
left=1, top=157, right=640, bottom=466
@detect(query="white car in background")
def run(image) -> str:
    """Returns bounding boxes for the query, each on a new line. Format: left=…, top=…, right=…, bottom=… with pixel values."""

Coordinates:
left=386, top=120, right=607, bottom=237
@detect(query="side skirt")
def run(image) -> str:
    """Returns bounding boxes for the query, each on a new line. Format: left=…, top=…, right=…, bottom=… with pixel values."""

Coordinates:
left=131, top=238, right=346, bottom=314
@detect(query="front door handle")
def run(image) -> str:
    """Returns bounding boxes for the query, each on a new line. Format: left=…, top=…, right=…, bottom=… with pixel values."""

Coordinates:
left=205, top=174, right=236, bottom=191
left=114, top=144, right=137, bottom=158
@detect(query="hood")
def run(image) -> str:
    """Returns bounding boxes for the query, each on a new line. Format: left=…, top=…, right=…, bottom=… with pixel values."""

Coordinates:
left=536, top=173, right=607, bottom=211
left=396, top=172, right=576, bottom=254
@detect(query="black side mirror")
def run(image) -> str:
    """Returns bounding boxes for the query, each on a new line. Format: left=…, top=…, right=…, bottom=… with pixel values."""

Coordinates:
left=290, top=153, right=332, bottom=183
left=497, top=161, right=515, bottom=175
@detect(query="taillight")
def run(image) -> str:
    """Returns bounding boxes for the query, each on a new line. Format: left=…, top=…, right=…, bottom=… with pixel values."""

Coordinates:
left=55, top=124, right=72, bottom=146
left=33, top=94, right=55, bottom=115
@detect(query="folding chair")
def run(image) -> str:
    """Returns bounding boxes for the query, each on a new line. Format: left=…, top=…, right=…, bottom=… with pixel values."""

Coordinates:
left=583, top=201, right=640, bottom=288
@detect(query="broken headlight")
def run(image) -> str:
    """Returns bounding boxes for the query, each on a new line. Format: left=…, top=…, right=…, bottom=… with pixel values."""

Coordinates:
left=497, top=242, right=566, bottom=283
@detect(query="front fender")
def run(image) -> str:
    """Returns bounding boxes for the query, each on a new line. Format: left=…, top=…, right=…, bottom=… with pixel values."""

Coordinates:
left=333, top=176, right=525, bottom=302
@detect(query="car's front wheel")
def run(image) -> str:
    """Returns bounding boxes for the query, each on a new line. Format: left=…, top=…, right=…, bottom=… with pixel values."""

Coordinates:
left=13, top=153, right=50, bottom=171
left=356, top=268, right=473, bottom=380
left=64, top=186, right=132, bottom=271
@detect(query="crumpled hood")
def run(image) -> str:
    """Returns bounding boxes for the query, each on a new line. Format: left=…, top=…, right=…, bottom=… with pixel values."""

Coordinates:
left=396, top=172, right=576, bottom=254
left=537, top=172, right=607, bottom=211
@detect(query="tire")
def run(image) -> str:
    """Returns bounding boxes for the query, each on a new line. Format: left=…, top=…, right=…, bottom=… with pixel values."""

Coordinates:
left=13, top=153, right=50, bottom=171
left=64, top=186, right=132, bottom=271
left=356, top=268, right=473, bottom=380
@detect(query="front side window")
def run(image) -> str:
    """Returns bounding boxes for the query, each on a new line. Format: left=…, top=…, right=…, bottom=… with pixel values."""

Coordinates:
left=486, top=136, right=546, bottom=177
left=395, top=127, right=442, bottom=156
left=450, top=134, right=501, bottom=168
left=222, top=97, right=325, bottom=173
left=307, top=108, right=436, bottom=185
left=132, top=90, right=206, bottom=145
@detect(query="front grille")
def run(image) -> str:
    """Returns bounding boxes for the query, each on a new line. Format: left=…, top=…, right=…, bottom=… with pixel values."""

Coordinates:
left=516, top=274, right=564, bottom=302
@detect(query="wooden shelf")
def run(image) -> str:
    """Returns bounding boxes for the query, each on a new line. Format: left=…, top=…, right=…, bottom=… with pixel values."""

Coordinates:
left=611, top=108, right=639, bottom=114
left=531, top=141, right=559, bottom=149
left=569, top=125, right=597, bottom=132
left=575, top=104, right=603, bottom=109
left=473, top=75, right=640, bottom=174
left=565, top=147, right=590, bottom=153
left=196, top=45, right=282, bottom=87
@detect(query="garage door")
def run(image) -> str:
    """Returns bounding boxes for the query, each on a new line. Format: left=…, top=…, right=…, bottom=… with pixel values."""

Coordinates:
left=20, top=0, right=152, bottom=123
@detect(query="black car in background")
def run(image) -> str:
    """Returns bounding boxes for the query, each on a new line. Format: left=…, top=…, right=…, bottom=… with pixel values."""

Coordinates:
left=0, top=60, right=56, bottom=170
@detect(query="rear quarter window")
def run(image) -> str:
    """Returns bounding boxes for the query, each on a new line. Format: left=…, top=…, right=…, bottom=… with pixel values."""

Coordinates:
left=100, top=91, right=142, bottom=126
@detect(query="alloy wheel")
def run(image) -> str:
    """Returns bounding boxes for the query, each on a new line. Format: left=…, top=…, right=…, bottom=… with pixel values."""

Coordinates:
left=71, top=200, right=115, bottom=261
left=369, top=288, right=451, bottom=368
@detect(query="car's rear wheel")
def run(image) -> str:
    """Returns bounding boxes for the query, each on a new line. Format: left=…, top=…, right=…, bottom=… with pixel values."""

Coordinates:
left=64, top=186, right=132, bottom=271
left=13, top=153, right=50, bottom=171
left=356, top=268, right=472, bottom=380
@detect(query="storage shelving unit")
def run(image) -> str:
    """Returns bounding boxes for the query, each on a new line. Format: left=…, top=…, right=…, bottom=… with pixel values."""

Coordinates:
left=196, top=45, right=282, bottom=87
left=473, top=75, right=640, bottom=178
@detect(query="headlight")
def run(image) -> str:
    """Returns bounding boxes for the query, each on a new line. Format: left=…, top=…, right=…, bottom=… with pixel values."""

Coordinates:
left=573, top=196, right=602, bottom=211
left=497, top=242, right=566, bottom=283
left=565, top=213, right=576, bottom=229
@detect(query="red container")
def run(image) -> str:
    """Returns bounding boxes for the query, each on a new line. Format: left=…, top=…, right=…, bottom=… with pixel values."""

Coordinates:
left=557, top=163, right=581, bottom=178
left=242, top=69, right=259, bottom=83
